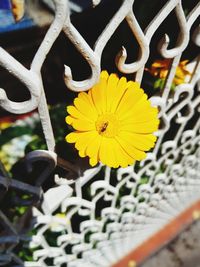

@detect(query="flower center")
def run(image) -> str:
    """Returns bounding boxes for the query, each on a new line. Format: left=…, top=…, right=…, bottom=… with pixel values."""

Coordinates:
left=96, top=113, right=119, bottom=137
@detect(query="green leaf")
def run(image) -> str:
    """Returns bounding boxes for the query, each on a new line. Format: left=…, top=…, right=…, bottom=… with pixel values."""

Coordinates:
left=170, top=83, right=176, bottom=91
left=153, top=79, right=163, bottom=89
left=139, top=176, right=149, bottom=185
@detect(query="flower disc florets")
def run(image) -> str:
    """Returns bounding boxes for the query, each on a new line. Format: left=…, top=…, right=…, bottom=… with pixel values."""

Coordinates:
left=96, top=113, right=119, bottom=137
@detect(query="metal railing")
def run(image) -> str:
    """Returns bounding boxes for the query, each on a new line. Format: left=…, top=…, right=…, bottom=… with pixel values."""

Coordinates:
left=0, top=0, right=200, bottom=266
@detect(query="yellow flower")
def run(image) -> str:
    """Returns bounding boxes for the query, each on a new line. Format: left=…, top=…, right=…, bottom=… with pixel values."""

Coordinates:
left=147, top=59, right=191, bottom=86
left=65, top=71, right=159, bottom=168
left=0, top=121, right=11, bottom=130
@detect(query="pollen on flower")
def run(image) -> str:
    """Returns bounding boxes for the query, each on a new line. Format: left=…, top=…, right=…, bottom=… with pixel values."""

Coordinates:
left=65, top=71, right=159, bottom=168
left=96, top=113, right=119, bottom=137
left=99, top=122, right=108, bottom=133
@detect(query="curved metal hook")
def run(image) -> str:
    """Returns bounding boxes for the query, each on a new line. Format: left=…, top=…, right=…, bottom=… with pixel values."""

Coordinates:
left=168, top=83, right=194, bottom=121
left=0, top=48, right=41, bottom=114
left=0, top=90, right=39, bottom=114
left=115, top=11, right=149, bottom=74
left=63, top=22, right=100, bottom=92
left=31, top=0, right=68, bottom=151
left=25, top=150, right=57, bottom=186
left=31, top=0, right=68, bottom=72
left=94, top=0, right=134, bottom=56
left=92, top=0, right=101, bottom=7
left=63, top=0, right=138, bottom=91
left=158, top=3, right=189, bottom=58
left=192, top=25, right=200, bottom=47
left=145, top=0, right=178, bottom=39
left=187, top=2, right=200, bottom=30
left=0, top=0, right=68, bottom=114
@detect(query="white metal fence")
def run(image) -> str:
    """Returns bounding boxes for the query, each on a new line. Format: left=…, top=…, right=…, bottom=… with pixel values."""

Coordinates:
left=0, top=0, right=200, bottom=266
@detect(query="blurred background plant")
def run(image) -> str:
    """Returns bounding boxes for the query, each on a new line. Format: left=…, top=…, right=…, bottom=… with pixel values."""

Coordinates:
left=145, top=59, right=192, bottom=91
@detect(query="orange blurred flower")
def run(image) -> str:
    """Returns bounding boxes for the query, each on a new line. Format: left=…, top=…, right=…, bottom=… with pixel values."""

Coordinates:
left=147, top=59, right=191, bottom=86
left=0, top=121, right=11, bottom=130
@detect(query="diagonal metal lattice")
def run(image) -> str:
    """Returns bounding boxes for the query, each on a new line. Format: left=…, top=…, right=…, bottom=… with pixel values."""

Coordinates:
left=0, top=150, right=56, bottom=266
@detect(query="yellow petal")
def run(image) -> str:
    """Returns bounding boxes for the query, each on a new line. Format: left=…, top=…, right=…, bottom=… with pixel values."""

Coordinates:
left=110, top=77, right=127, bottom=113
left=99, top=137, right=111, bottom=166
left=71, top=119, right=95, bottom=131
left=106, top=73, right=119, bottom=112
left=120, top=108, right=158, bottom=125
left=100, top=138, right=134, bottom=168
left=90, top=70, right=109, bottom=114
left=122, top=119, right=160, bottom=134
left=65, top=115, right=74, bottom=125
left=115, top=141, right=135, bottom=167
left=115, top=136, right=146, bottom=161
left=78, top=91, right=97, bottom=112
left=119, top=97, right=153, bottom=121
left=67, top=106, right=93, bottom=122
left=100, top=70, right=109, bottom=80
left=180, top=60, right=189, bottom=66
left=91, top=78, right=107, bottom=114
left=86, top=134, right=101, bottom=158
left=99, top=138, right=118, bottom=168
left=65, top=132, right=80, bottom=143
left=78, top=91, right=102, bottom=119
left=75, top=131, right=98, bottom=156
left=74, top=97, right=98, bottom=120
left=89, top=157, right=98, bottom=167
left=116, top=87, right=145, bottom=116
left=79, top=149, right=86, bottom=158
left=118, top=132, right=157, bottom=151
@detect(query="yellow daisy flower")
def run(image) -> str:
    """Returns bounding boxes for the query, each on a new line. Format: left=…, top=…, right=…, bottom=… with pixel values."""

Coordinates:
left=147, top=59, right=191, bottom=86
left=65, top=71, right=159, bottom=168
left=0, top=121, right=11, bottom=130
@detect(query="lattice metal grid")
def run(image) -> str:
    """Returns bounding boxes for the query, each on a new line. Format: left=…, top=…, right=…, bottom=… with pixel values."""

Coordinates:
left=0, top=0, right=200, bottom=266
